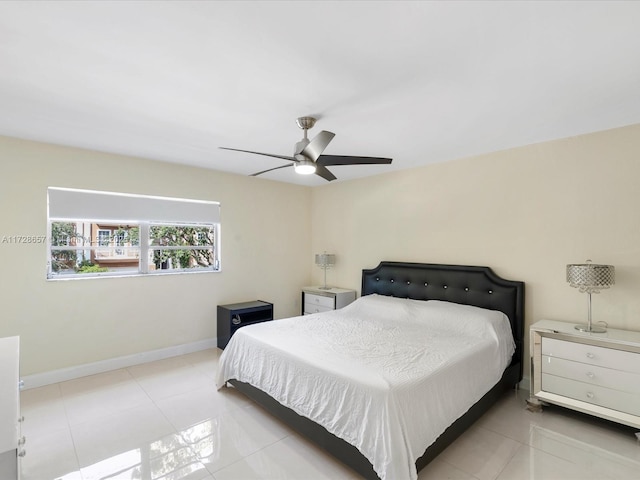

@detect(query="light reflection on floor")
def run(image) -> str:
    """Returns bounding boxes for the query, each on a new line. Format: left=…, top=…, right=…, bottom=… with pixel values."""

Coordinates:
left=55, top=420, right=216, bottom=480
left=20, top=350, right=640, bottom=480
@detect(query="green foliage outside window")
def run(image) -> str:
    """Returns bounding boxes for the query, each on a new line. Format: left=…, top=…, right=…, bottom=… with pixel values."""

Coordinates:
left=150, top=225, right=214, bottom=270
left=50, top=222, right=78, bottom=271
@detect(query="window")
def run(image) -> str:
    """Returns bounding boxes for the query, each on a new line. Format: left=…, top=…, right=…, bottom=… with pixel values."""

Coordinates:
left=97, top=229, right=111, bottom=247
left=47, top=188, right=221, bottom=279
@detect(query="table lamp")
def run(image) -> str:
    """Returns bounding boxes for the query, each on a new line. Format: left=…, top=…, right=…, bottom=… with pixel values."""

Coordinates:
left=566, top=260, right=615, bottom=333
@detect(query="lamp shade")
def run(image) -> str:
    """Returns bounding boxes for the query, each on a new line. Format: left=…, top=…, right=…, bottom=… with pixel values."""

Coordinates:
left=566, top=262, right=615, bottom=293
left=315, top=253, right=336, bottom=267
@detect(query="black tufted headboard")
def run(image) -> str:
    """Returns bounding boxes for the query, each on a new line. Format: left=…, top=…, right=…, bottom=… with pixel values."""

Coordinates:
left=362, top=262, right=525, bottom=379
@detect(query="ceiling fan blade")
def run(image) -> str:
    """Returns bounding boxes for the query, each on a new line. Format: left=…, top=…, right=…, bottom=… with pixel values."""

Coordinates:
left=301, top=130, right=335, bottom=162
left=317, top=155, right=393, bottom=166
left=250, top=163, right=294, bottom=177
left=315, top=164, right=337, bottom=182
left=219, top=147, right=295, bottom=162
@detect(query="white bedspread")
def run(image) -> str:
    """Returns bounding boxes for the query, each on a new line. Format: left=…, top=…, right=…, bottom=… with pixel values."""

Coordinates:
left=216, top=295, right=515, bottom=480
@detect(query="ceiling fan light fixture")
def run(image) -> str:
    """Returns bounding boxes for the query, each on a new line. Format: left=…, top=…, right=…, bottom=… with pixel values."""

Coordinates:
left=294, top=158, right=316, bottom=175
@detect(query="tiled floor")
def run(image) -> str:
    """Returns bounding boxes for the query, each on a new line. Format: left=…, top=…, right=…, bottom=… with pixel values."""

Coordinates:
left=19, top=349, right=640, bottom=480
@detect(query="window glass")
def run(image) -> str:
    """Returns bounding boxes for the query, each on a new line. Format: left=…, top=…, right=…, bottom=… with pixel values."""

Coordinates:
left=149, top=224, right=217, bottom=272
left=50, top=222, right=141, bottom=276
left=47, top=188, right=220, bottom=279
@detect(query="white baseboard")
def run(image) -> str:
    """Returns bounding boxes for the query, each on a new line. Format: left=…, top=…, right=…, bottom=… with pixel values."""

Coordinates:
left=21, top=338, right=217, bottom=390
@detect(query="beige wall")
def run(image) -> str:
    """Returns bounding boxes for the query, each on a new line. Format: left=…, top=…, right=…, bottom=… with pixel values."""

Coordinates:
left=311, top=123, right=640, bottom=376
left=2, top=123, right=640, bottom=378
left=0, top=136, right=312, bottom=375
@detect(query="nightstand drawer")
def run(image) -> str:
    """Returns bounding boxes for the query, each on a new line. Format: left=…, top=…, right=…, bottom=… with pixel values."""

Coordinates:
left=542, top=337, right=640, bottom=374
left=542, top=374, right=640, bottom=416
left=301, top=287, right=356, bottom=316
left=541, top=355, right=640, bottom=394
left=304, top=302, right=333, bottom=314
left=305, top=293, right=335, bottom=309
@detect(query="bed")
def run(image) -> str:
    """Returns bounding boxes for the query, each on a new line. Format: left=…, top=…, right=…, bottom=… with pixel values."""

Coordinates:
left=216, top=262, right=524, bottom=479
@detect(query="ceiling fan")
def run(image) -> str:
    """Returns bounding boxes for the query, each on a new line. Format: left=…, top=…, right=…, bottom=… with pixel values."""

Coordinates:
left=219, top=117, right=392, bottom=181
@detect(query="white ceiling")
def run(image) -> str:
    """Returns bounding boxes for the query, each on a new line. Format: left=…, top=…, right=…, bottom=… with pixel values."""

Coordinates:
left=1, top=1, right=640, bottom=186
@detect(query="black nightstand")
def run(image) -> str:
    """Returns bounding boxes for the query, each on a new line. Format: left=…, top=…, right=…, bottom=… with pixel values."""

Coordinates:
left=217, top=300, right=273, bottom=349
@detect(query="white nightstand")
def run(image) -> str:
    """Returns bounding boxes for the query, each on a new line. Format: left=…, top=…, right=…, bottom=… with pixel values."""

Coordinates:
left=301, top=286, right=356, bottom=315
left=528, top=319, right=640, bottom=437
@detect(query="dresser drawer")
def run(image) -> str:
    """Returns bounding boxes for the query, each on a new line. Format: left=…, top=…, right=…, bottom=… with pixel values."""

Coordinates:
left=541, top=355, right=640, bottom=394
left=542, top=373, right=640, bottom=416
left=0, top=336, right=21, bottom=480
left=542, top=337, right=640, bottom=374
left=304, top=293, right=335, bottom=309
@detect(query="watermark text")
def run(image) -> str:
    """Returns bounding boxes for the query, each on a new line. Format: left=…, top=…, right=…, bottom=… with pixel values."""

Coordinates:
left=2, top=235, right=47, bottom=244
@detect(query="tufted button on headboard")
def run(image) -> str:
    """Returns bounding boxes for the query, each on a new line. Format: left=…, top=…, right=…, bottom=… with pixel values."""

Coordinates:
left=361, top=261, right=525, bottom=380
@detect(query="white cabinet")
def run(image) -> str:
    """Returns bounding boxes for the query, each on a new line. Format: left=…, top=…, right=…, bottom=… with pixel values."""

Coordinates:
left=0, top=336, right=22, bottom=480
left=302, top=286, right=356, bottom=315
left=529, top=320, right=640, bottom=431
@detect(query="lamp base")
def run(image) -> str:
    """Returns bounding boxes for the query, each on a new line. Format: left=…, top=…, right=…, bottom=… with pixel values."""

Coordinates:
left=574, top=324, right=607, bottom=333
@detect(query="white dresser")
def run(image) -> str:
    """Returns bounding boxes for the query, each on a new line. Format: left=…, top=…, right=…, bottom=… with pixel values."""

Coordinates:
left=0, top=336, right=23, bottom=480
left=301, top=286, right=356, bottom=315
left=528, top=320, right=640, bottom=432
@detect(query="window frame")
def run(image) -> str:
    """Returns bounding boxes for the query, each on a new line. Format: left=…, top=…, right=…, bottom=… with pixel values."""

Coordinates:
left=47, top=188, right=221, bottom=280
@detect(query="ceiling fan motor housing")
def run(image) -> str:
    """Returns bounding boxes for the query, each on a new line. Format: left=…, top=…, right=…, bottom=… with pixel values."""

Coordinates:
left=296, top=116, right=317, bottom=130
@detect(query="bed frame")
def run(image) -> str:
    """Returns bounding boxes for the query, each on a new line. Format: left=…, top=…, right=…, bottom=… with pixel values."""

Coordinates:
left=229, top=261, right=525, bottom=479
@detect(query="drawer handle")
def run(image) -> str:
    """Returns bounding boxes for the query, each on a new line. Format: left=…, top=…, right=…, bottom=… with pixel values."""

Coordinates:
left=586, top=352, right=595, bottom=359
left=586, top=372, right=595, bottom=379
left=586, top=392, right=594, bottom=399
left=18, top=448, right=26, bottom=457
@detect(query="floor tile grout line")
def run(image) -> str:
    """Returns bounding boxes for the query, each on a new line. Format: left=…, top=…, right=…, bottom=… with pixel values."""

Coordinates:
left=55, top=381, right=87, bottom=480
left=490, top=441, right=527, bottom=480
left=438, top=457, right=482, bottom=480
left=203, top=432, right=297, bottom=478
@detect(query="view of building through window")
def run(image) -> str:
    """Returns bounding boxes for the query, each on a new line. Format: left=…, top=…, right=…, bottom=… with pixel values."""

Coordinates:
left=50, top=221, right=218, bottom=277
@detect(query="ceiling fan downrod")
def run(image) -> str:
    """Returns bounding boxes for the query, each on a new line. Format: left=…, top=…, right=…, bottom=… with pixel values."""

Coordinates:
left=294, top=116, right=316, bottom=157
